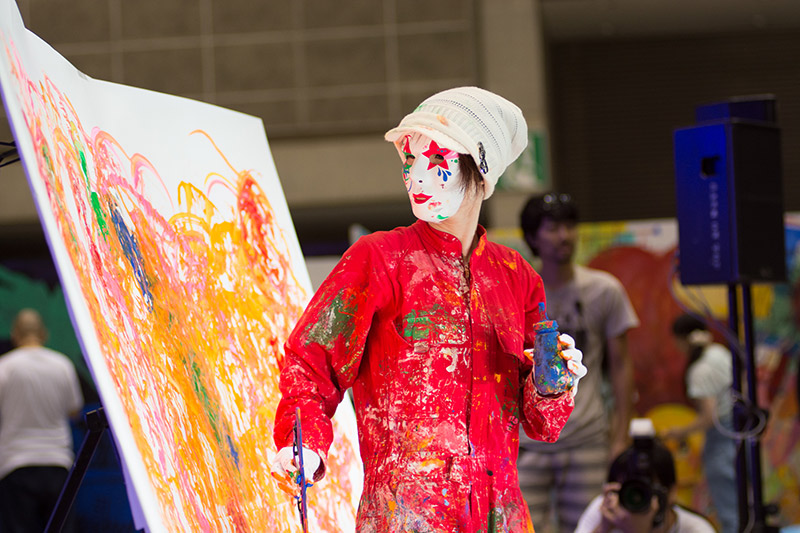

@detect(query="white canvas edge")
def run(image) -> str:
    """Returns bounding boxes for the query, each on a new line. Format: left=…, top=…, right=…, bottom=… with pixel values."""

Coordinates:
left=0, top=7, right=165, bottom=531
left=0, top=2, right=362, bottom=531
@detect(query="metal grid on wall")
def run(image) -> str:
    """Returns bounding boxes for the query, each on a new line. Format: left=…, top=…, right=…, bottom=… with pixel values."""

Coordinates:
left=4, top=0, right=479, bottom=139
left=549, top=30, right=800, bottom=222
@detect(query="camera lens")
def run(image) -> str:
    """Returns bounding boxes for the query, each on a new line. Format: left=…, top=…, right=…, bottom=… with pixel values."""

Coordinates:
left=619, top=479, right=653, bottom=513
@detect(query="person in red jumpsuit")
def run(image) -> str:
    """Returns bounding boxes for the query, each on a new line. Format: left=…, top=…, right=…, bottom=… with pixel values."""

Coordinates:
left=272, top=87, right=587, bottom=532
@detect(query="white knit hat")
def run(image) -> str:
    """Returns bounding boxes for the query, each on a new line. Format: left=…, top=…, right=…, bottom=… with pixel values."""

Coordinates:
left=385, top=86, right=528, bottom=199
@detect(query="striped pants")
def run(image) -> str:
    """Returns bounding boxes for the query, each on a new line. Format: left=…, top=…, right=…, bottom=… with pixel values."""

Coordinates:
left=517, top=436, right=608, bottom=533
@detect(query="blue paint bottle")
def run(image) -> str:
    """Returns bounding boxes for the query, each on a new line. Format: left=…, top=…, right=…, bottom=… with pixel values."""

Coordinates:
left=532, top=303, right=567, bottom=396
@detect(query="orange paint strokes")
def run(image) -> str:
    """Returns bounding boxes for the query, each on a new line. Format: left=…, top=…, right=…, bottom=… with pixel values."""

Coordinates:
left=4, top=39, right=358, bottom=531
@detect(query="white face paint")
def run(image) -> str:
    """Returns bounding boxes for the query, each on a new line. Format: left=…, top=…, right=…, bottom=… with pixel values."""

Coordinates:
left=398, top=133, right=464, bottom=223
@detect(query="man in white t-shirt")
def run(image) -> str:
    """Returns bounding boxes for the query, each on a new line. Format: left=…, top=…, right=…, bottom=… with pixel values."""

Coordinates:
left=575, top=421, right=715, bottom=533
left=0, top=308, right=84, bottom=532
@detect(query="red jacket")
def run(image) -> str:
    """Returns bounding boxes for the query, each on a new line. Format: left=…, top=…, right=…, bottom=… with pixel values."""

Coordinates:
left=275, top=221, right=573, bottom=532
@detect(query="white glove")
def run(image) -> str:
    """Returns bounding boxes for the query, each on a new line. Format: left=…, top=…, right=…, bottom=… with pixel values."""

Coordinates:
left=558, top=333, right=587, bottom=398
left=270, top=446, right=321, bottom=483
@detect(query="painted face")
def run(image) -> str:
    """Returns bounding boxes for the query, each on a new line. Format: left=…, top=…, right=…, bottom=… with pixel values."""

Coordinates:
left=398, top=133, right=464, bottom=223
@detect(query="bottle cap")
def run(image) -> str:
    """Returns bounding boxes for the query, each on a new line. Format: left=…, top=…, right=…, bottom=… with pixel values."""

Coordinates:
left=533, top=320, right=558, bottom=333
left=533, top=302, right=558, bottom=332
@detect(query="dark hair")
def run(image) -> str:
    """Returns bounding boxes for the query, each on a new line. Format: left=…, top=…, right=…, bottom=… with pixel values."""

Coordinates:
left=671, top=313, right=711, bottom=385
left=608, top=438, right=677, bottom=489
left=459, top=153, right=483, bottom=196
left=671, top=313, right=707, bottom=338
left=519, top=193, right=579, bottom=255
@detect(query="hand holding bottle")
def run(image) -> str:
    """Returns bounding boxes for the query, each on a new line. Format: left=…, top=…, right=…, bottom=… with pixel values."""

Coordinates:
left=526, top=304, right=587, bottom=397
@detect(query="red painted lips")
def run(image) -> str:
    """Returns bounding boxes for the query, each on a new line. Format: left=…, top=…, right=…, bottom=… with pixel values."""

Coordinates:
left=413, top=193, right=431, bottom=204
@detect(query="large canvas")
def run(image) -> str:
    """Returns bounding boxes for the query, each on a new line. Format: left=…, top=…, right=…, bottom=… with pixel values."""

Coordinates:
left=0, top=1, right=362, bottom=531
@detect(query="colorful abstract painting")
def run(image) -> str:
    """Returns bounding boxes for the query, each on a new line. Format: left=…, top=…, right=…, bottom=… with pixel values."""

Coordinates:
left=0, top=1, right=361, bottom=531
left=493, top=216, right=800, bottom=526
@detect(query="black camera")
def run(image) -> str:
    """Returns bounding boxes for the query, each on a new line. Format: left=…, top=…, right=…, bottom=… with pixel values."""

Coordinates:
left=619, top=477, right=666, bottom=515
left=618, top=427, right=669, bottom=526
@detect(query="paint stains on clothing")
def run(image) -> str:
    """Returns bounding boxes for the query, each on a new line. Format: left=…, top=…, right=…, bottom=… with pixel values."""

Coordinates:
left=276, top=220, right=574, bottom=532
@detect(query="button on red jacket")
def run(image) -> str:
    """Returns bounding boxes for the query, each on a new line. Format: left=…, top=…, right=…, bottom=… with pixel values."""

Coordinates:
left=275, top=221, right=574, bottom=532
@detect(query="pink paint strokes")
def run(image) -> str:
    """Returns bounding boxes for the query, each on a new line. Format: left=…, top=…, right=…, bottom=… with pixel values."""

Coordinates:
left=3, top=38, right=358, bottom=531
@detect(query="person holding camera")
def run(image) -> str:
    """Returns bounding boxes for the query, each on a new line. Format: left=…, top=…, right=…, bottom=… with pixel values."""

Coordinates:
left=574, top=420, right=715, bottom=533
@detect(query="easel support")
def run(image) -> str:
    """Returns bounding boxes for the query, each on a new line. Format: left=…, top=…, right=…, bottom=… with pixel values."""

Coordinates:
left=44, top=407, right=109, bottom=533
left=0, top=140, right=19, bottom=168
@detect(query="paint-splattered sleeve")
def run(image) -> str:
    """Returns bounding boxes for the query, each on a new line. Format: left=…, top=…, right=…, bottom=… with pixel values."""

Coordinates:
left=274, top=236, right=391, bottom=475
left=518, top=258, right=574, bottom=443
left=520, top=381, right=574, bottom=443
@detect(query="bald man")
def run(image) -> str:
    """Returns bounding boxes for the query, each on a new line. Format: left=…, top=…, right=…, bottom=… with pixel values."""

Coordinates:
left=0, top=308, right=83, bottom=532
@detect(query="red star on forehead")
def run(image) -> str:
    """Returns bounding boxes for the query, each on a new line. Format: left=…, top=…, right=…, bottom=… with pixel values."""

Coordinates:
left=422, top=140, right=456, bottom=170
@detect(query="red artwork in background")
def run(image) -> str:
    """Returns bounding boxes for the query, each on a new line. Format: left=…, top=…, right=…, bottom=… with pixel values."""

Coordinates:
left=587, top=246, right=688, bottom=414
left=536, top=219, right=800, bottom=524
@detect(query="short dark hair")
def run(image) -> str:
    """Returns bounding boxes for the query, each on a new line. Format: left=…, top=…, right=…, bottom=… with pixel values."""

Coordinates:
left=671, top=313, right=708, bottom=339
left=519, top=192, right=579, bottom=254
left=608, top=437, right=677, bottom=489
left=671, top=313, right=711, bottom=373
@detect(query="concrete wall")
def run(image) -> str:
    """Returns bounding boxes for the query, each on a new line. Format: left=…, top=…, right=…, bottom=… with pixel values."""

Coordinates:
left=0, top=0, right=549, bottom=234
left=6, top=0, right=799, bottom=234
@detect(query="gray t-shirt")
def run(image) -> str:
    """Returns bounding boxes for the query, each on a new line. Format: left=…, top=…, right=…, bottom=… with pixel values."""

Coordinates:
left=521, top=264, right=639, bottom=449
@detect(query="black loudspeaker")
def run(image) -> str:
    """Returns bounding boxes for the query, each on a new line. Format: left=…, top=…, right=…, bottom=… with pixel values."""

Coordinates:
left=674, top=97, right=786, bottom=285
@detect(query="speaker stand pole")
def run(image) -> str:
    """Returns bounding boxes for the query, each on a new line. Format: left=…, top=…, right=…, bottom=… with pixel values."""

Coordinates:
left=740, top=283, right=777, bottom=532
left=728, top=283, right=778, bottom=532
left=727, top=284, right=750, bottom=530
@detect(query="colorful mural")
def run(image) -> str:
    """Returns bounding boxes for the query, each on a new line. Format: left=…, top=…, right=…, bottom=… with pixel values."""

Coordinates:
left=0, top=1, right=361, bottom=531
left=492, top=216, right=800, bottom=526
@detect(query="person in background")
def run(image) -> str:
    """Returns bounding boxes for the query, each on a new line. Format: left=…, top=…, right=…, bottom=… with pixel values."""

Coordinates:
left=270, top=87, right=587, bottom=532
left=0, top=308, right=84, bottom=533
left=574, top=419, right=716, bottom=533
left=517, top=192, right=640, bottom=533
left=663, top=313, right=738, bottom=533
